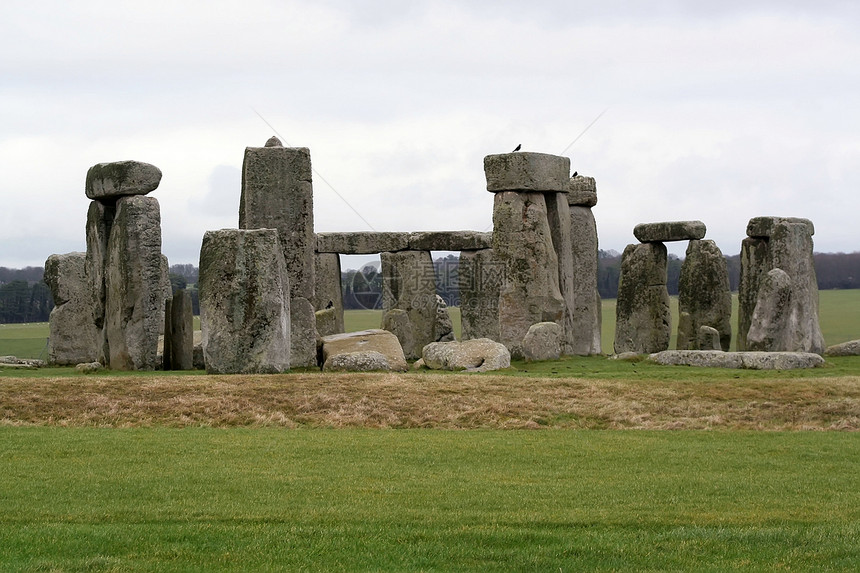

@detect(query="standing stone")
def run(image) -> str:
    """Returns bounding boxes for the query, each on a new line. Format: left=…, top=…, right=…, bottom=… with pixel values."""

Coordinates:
left=105, top=195, right=164, bottom=370
left=492, top=191, right=565, bottom=358
left=522, top=322, right=562, bottom=361
left=614, top=242, right=670, bottom=354
left=746, top=268, right=793, bottom=352
left=315, top=307, right=339, bottom=338
left=676, top=239, right=732, bottom=351
left=169, top=290, right=194, bottom=370
left=434, top=294, right=455, bottom=343
left=737, top=237, right=771, bottom=351
left=162, top=297, right=173, bottom=370
left=569, top=205, right=602, bottom=355
left=313, top=253, right=344, bottom=334
left=698, top=326, right=723, bottom=351
left=85, top=200, right=113, bottom=363
left=380, top=250, right=437, bottom=359
left=199, top=229, right=290, bottom=374
left=44, top=253, right=101, bottom=365
left=159, top=255, right=171, bottom=335
left=459, top=248, right=501, bottom=341
left=545, top=192, right=576, bottom=355
left=381, top=309, right=415, bottom=358
left=239, top=139, right=317, bottom=367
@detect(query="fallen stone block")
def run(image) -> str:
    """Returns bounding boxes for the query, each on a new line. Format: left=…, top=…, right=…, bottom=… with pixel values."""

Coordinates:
left=647, top=350, right=825, bottom=369
left=825, top=340, right=860, bottom=356
left=421, top=338, right=511, bottom=372
left=324, top=351, right=391, bottom=372
left=320, top=329, right=408, bottom=372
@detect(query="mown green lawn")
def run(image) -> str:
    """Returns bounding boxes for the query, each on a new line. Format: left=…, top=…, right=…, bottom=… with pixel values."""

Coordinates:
left=1, top=428, right=858, bottom=571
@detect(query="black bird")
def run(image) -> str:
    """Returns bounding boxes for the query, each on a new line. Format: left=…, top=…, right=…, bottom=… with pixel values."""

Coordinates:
left=512, top=144, right=521, bottom=152
left=572, top=171, right=578, bottom=177
left=326, top=300, right=334, bottom=309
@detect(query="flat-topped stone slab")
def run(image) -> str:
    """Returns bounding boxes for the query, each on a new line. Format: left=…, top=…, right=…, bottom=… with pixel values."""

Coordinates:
left=408, top=231, right=492, bottom=251
left=86, top=161, right=162, bottom=200
left=746, top=216, right=814, bottom=238
left=315, top=232, right=410, bottom=254
left=647, top=350, right=825, bottom=369
left=633, top=221, right=706, bottom=243
left=320, top=329, right=408, bottom=372
left=484, top=152, right=570, bottom=193
left=568, top=175, right=597, bottom=207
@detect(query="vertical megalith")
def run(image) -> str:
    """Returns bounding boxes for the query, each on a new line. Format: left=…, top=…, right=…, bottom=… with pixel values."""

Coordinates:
left=169, top=289, right=194, bottom=370
left=313, top=253, right=344, bottom=334
left=568, top=175, right=602, bottom=355
left=614, top=242, right=670, bottom=354
left=458, top=248, right=501, bottom=341
left=199, top=229, right=290, bottom=374
left=162, top=297, right=173, bottom=370
left=44, top=252, right=102, bottom=365
left=545, top=191, right=576, bottom=355
left=737, top=237, right=771, bottom=351
left=677, top=239, right=732, bottom=351
left=240, top=138, right=317, bottom=367
left=746, top=268, right=793, bottom=352
left=380, top=250, right=437, bottom=359
left=85, top=200, right=114, bottom=362
left=105, top=195, right=164, bottom=370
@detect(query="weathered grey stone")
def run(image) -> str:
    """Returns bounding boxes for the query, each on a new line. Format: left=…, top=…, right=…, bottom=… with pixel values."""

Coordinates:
left=737, top=237, right=771, bottom=351
left=313, top=253, right=344, bottom=334
left=633, top=221, right=706, bottom=243
left=648, top=350, right=824, bottom=370
left=492, top=191, right=565, bottom=358
left=324, top=351, right=391, bottom=372
left=484, top=152, right=570, bottom=193
left=522, top=322, right=562, bottom=361
left=570, top=205, right=602, bottom=355
left=290, top=297, right=319, bottom=368
left=614, top=242, right=670, bottom=354
left=159, top=255, right=171, bottom=335
left=825, top=340, right=860, bottom=356
left=105, top=195, right=164, bottom=370
left=568, top=175, right=597, bottom=207
left=168, top=290, right=194, bottom=370
left=408, top=231, right=493, bottom=251
left=381, top=309, right=415, bottom=358
left=85, top=161, right=162, bottom=200
left=746, top=268, right=793, bottom=352
left=315, top=307, right=339, bottom=338
left=85, top=200, right=113, bottom=363
left=697, top=326, right=723, bottom=351
left=422, top=338, right=511, bottom=372
left=320, top=329, right=407, bottom=372
left=75, top=362, right=104, bottom=373
left=545, top=192, right=576, bottom=355
left=747, top=216, right=814, bottom=238
left=44, top=253, right=101, bottom=365
left=434, top=295, right=455, bottom=343
left=162, top=297, right=173, bottom=370
left=199, top=229, right=290, bottom=374
left=676, top=240, right=732, bottom=351
left=380, top=250, right=437, bottom=359
left=458, top=249, right=501, bottom=341
left=315, top=232, right=409, bottom=254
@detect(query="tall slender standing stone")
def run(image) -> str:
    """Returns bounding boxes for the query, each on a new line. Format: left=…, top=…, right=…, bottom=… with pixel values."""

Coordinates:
left=105, top=195, right=164, bottom=370
left=240, top=138, right=317, bottom=367
left=677, top=239, right=732, bottom=351
left=545, top=192, right=576, bottom=355
left=313, top=253, right=344, bottom=334
left=568, top=174, right=601, bottom=354
left=737, top=237, right=771, bottom=351
left=459, top=248, right=501, bottom=341
left=169, top=289, right=195, bottom=370
left=85, top=200, right=113, bottom=363
left=44, top=253, right=102, bottom=365
left=380, top=250, right=437, bottom=359
left=614, top=242, right=670, bottom=354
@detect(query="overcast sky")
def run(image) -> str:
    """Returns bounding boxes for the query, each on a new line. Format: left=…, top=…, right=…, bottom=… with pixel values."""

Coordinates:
left=2, top=0, right=859, bottom=269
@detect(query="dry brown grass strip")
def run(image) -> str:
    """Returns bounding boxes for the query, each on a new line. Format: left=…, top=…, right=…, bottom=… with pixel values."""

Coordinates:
left=1, top=373, right=859, bottom=430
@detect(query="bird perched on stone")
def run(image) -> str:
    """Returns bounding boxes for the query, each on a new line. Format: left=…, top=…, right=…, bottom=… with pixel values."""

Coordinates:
left=512, top=144, right=521, bottom=152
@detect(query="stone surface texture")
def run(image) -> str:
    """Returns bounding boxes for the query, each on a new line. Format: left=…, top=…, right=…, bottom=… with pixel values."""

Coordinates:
left=199, top=229, right=291, bottom=374
left=421, top=338, right=511, bottom=372
left=320, top=329, right=407, bottom=372
left=315, top=307, right=339, bottom=338
left=614, top=242, right=670, bottom=354
left=407, top=231, right=493, bottom=251
left=381, top=309, right=415, bottom=359
left=737, top=237, right=771, bottom=350
left=633, top=221, right=706, bottom=243
left=323, top=350, right=391, bottom=372
left=380, top=250, right=438, bottom=359
left=567, top=175, right=597, bottom=207
left=458, top=249, right=501, bottom=341
left=747, top=216, right=814, bottom=238
left=168, top=290, right=194, bottom=370
left=313, top=253, right=344, bottom=334
left=825, top=340, right=860, bottom=356
left=85, top=200, right=113, bottom=362
left=569, top=205, right=602, bottom=354
left=697, top=326, right=723, bottom=351
left=85, top=161, right=162, bottom=200
left=484, top=152, right=570, bottom=193
left=648, top=350, right=824, bottom=370
left=44, top=252, right=101, bottom=365
left=104, top=195, right=164, bottom=370
left=434, top=295, right=455, bottom=343
left=492, top=191, right=565, bottom=358
left=315, top=232, right=409, bottom=254
left=521, top=322, right=562, bottom=361
left=545, top=192, right=576, bottom=355
left=676, top=239, right=732, bottom=351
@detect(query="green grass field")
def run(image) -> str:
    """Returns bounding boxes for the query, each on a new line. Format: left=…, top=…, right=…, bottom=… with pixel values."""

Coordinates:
left=1, top=428, right=858, bottom=571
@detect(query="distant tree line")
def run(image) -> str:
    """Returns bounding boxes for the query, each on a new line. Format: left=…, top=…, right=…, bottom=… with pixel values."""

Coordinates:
left=1, top=251, right=858, bottom=323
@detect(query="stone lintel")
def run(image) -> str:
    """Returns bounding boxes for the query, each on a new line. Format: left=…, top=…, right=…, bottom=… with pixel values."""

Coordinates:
left=315, top=231, right=492, bottom=254
left=85, top=161, right=162, bottom=200
left=633, top=221, right=706, bottom=243
left=484, top=152, right=570, bottom=193
left=408, top=231, right=492, bottom=251
left=746, top=216, right=815, bottom=238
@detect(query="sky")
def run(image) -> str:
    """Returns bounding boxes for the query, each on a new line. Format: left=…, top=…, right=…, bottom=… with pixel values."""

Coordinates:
left=2, top=0, right=859, bottom=270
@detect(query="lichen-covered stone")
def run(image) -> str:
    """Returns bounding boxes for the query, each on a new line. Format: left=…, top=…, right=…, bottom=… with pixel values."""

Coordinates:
left=315, top=232, right=409, bottom=254
left=746, top=268, right=793, bottom=352
left=484, top=152, right=570, bottom=193
left=697, top=326, right=722, bottom=351
left=633, top=221, right=706, bottom=243
left=104, top=195, right=164, bottom=370
left=315, top=307, right=339, bottom=338
left=313, top=253, right=344, bottom=334
left=570, top=205, right=602, bottom=354
left=568, top=175, right=597, bottom=207
left=380, top=250, right=437, bottom=359
left=522, top=322, right=562, bottom=361
left=320, top=329, right=407, bottom=372
left=459, top=249, right=501, bottom=341
left=421, top=338, right=510, bottom=372
left=746, top=216, right=814, bottom=238
left=199, top=229, right=290, bottom=374
left=492, top=191, right=565, bottom=358
left=44, top=252, right=101, bottom=365
left=324, top=350, right=390, bottom=372
left=614, top=242, right=670, bottom=354
left=737, top=237, right=771, bottom=351
left=85, top=161, right=162, bottom=200
left=676, top=240, right=732, bottom=351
